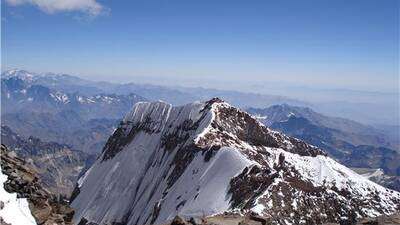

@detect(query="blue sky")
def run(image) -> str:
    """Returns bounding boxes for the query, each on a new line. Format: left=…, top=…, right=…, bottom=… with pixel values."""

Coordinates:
left=2, top=0, right=399, bottom=93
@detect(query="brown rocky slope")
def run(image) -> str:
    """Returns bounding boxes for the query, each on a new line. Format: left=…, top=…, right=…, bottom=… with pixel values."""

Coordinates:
left=0, top=144, right=74, bottom=225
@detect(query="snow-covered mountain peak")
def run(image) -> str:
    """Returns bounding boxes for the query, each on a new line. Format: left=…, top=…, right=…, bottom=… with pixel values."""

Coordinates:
left=72, top=99, right=400, bottom=225
left=2, top=69, right=78, bottom=84
left=2, top=69, right=36, bottom=81
left=99, top=98, right=322, bottom=162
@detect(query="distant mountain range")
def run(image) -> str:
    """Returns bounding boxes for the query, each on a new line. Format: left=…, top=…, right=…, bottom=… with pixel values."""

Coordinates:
left=2, top=74, right=145, bottom=120
left=247, top=104, right=398, bottom=149
left=1, top=70, right=147, bottom=154
left=247, top=104, right=400, bottom=191
left=2, top=69, right=307, bottom=107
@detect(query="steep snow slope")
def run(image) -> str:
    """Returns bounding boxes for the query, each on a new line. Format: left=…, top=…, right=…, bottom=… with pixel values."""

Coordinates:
left=0, top=170, right=37, bottom=225
left=72, top=98, right=400, bottom=225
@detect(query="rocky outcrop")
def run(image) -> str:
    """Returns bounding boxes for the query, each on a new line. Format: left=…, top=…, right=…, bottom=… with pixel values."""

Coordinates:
left=0, top=144, right=74, bottom=225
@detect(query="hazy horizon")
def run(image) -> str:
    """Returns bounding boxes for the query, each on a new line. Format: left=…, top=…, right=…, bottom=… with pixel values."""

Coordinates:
left=2, top=66, right=399, bottom=109
left=2, top=0, right=399, bottom=94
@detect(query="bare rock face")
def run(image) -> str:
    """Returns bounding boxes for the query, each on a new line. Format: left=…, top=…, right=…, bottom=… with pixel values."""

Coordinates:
left=0, top=218, right=11, bottom=225
left=0, top=144, right=74, bottom=225
left=170, top=216, right=188, bottom=225
left=71, top=99, right=400, bottom=225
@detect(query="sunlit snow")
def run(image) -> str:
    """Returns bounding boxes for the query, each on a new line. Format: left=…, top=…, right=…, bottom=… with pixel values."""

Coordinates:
left=0, top=170, right=37, bottom=225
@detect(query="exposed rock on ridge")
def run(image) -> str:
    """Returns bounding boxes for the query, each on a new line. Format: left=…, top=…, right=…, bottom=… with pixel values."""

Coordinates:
left=71, top=98, right=400, bottom=225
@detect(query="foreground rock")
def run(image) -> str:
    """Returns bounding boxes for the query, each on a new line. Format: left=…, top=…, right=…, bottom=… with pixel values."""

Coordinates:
left=163, top=213, right=400, bottom=225
left=0, top=144, right=74, bottom=225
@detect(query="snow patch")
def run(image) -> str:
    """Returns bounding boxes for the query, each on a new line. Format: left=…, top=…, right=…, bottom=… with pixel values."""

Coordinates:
left=0, top=170, right=37, bottom=225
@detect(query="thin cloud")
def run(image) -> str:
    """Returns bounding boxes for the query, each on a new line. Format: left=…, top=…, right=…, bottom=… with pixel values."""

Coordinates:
left=5, top=0, right=106, bottom=17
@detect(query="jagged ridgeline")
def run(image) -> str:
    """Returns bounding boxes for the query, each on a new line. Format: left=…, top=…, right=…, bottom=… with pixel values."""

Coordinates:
left=71, top=98, right=400, bottom=225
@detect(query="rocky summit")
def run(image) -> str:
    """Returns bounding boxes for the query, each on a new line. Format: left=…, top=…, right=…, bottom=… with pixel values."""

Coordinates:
left=71, top=99, right=400, bottom=225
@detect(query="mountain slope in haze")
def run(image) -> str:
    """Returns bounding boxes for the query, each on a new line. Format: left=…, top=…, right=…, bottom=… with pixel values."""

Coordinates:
left=1, top=72, right=146, bottom=154
left=247, top=105, right=400, bottom=191
left=2, top=111, right=118, bottom=154
left=2, top=69, right=306, bottom=108
left=2, top=69, right=104, bottom=96
left=1, top=126, right=96, bottom=196
left=352, top=168, right=400, bottom=194
left=270, top=116, right=400, bottom=191
left=1, top=75, right=145, bottom=120
left=247, top=104, right=397, bottom=149
left=165, top=86, right=307, bottom=108
left=71, top=99, right=400, bottom=225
